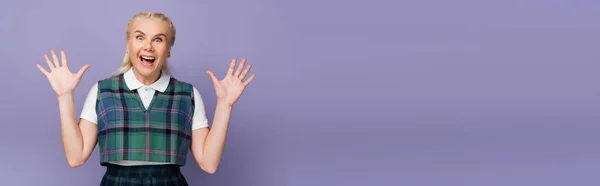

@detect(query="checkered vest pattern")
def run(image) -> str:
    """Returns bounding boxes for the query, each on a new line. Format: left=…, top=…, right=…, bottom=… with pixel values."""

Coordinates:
left=95, top=75, right=195, bottom=166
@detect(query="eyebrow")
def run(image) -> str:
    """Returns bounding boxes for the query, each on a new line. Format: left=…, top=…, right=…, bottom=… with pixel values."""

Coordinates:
left=134, top=30, right=167, bottom=38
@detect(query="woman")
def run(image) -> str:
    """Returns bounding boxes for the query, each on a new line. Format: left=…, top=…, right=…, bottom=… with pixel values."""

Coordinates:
left=35, top=12, right=256, bottom=185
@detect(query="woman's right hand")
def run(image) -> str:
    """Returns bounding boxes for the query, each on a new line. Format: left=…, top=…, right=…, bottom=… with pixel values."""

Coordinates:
left=36, top=50, right=90, bottom=97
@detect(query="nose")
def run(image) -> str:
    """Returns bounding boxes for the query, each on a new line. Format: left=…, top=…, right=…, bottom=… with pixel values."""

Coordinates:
left=143, top=40, right=153, bottom=51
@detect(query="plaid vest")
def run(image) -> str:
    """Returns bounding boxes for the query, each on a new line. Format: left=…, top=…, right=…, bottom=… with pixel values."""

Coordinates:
left=95, top=75, right=195, bottom=166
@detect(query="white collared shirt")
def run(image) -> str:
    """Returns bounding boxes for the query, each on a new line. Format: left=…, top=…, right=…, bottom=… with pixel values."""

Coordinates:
left=79, top=68, right=209, bottom=166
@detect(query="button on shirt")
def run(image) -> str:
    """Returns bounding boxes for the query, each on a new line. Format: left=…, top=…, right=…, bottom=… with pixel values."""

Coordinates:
left=138, top=85, right=155, bottom=108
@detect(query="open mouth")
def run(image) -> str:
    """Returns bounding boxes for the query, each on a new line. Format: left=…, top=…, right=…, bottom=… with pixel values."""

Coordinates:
left=140, top=55, right=156, bottom=66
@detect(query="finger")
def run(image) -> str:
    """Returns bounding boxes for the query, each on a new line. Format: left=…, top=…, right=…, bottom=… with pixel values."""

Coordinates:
left=243, top=74, right=256, bottom=86
left=61, top=50, right=68, bottom=67
left=226, top=58, right=236, bottom=76
left=36, top=64, right=50, bottom=76
left=44, top=55, right=55, bottom=69
left=51, top=50, right=60, bottom=68
left=206, top=70, right=220, bottom=85
left=234, top=58, right=246, bottom=77
left=239, top=64, right=252, bottom=80
left=76, top=64, right=90, bottom=78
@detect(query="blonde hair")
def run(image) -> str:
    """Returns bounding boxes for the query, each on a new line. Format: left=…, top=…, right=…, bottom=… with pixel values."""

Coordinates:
left=113, top=12, right=177, bottom=76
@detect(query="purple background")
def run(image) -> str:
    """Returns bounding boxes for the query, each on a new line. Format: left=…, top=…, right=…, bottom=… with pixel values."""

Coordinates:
left=2, top=0, right=600, bottom=185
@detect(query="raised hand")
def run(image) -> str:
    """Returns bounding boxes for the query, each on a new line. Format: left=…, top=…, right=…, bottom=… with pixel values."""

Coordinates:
left=206, top=58, right=256, bottom=106
left=36, top=50, right=90, bottom=97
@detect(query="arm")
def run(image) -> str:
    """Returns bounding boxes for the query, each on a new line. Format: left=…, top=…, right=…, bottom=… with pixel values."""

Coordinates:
left=191, top=102, right=233, bottom=174
left=57, top=93, right=97, bottom=168
left=190, top=58, right=256, bottom=174
left=36, top=49, right=95, bottom=168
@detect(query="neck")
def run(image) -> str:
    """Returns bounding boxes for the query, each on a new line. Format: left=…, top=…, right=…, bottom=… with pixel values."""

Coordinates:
left=133, top=69, right=161, bottom=85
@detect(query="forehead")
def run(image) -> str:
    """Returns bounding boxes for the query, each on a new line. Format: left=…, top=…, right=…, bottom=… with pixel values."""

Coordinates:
left=130, top=18, right=169, bottom=35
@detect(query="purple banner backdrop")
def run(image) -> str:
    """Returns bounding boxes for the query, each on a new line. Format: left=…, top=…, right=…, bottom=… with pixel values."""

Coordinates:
left=2, top=0, right=600, bottom=185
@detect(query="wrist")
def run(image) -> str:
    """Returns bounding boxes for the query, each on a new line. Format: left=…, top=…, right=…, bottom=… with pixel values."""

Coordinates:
left=57, top=92, right=74, bottom=99
left=216, top=99, right=234, bottom=108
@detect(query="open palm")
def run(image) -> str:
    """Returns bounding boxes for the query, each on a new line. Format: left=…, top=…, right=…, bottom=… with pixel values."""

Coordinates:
left=36, top=50, right=90, bottom=97
left=206, top=58, right=256, bottom=106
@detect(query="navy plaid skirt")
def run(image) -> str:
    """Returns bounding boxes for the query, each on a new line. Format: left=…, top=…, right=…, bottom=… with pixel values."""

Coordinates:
left=100, top=164, right=188, bottom=186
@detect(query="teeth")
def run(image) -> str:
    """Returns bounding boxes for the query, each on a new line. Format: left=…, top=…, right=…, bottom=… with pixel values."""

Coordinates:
left=141, top=56, right=155, bottom=60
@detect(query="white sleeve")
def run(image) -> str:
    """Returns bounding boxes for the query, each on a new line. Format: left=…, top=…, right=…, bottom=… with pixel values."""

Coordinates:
left=192, top=87, right=209, bottom=130
left=80, top=83, right=98, bottom=124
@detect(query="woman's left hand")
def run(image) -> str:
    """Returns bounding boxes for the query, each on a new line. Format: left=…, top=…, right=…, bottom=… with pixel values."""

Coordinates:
left=206, top=58, right=256, bottom=106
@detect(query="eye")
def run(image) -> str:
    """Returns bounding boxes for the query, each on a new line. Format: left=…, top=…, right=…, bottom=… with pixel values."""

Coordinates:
left=136, top=36, right=144, bottom=40
left=154, top=38, right=163, bottom=42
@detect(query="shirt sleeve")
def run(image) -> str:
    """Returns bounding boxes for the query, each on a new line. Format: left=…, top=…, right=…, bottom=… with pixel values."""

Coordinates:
left=192, top=87, right=209, bottom=130
left=80, top=83, right=98, bottom=124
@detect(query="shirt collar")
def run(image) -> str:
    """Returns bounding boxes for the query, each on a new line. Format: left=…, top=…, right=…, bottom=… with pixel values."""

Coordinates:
left=123, top=68, right=171, bottom=92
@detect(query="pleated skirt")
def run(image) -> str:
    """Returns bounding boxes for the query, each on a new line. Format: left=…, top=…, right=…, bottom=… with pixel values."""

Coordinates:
left=100, top=164, right=188, bottom=186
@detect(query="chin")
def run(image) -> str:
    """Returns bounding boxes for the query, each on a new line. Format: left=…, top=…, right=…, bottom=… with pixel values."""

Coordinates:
left=133, top=60, right=162, bottom=76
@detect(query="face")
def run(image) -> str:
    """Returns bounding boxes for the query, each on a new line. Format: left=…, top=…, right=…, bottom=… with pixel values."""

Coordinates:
left=127, top=18, right=171, bottom=78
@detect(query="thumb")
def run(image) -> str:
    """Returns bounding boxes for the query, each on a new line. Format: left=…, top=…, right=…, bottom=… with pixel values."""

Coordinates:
left=206, top=70, right=220, bottom=85
left=76, top=64, right=90, bottom=78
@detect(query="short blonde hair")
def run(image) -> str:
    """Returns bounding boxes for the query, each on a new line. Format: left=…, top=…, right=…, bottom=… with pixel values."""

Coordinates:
left=113, top=11, right=176, bottom=76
